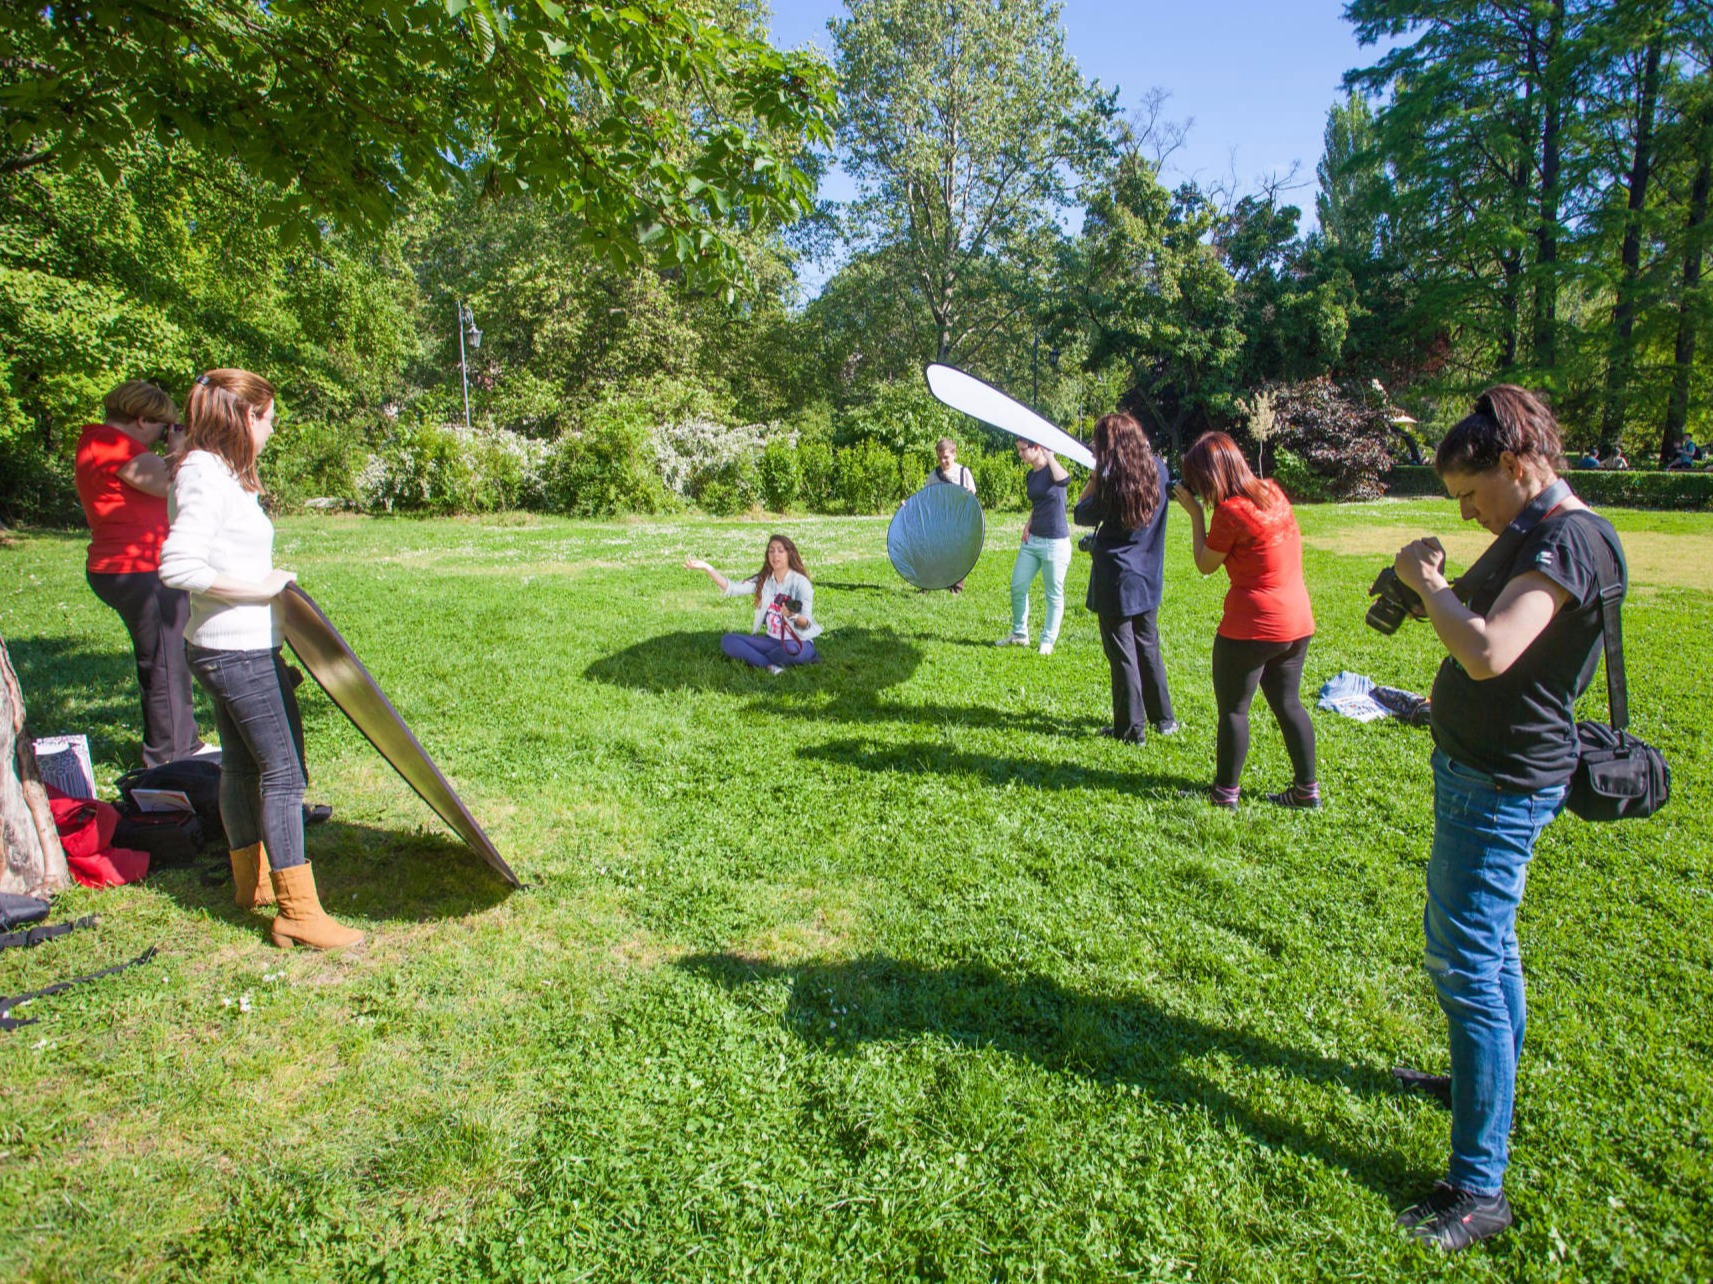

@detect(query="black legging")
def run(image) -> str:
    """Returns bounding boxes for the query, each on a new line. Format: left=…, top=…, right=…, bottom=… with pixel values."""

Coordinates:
left=1211, top=634, right=1317, bottom=789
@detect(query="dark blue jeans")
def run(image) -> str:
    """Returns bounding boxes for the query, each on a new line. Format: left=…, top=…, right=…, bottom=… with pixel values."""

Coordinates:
left=186, top=645, right=307, bottom=869
left=1426, top=749, right=1567, bottom=1195
left=720, top=633, right=819, bottom=668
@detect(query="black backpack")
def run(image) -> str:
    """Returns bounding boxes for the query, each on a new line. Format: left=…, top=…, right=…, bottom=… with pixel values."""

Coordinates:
left=115, top=758, right=222, bottom=834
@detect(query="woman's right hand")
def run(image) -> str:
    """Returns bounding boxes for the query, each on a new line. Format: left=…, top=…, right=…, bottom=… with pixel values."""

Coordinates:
left=1173, top=483, right=1200, bottom=513
left=261, top=569, right=298, bottom=598
left=684, top=557, right=711, bottom=572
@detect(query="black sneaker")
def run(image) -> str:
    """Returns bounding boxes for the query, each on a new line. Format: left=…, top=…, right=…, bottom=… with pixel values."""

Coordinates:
left=1392, top=1065, right=1452, bottom=1110
left=1265, top=784, right=1322, bottom=809
left=1396, top=1182, right=1512, bottom=1251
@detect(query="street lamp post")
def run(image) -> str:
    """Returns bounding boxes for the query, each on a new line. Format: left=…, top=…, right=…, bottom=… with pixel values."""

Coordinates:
left=456, top=302, right=482, bottom=429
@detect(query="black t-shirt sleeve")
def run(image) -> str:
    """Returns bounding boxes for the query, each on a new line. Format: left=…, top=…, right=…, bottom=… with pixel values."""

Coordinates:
left=1517, top=517, right=1601, bottom=607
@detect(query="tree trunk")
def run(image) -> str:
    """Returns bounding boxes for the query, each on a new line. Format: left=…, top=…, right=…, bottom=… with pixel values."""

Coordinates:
left=1603, top=36, right=1664, bottom=450
left=0, top=635, right=70, bottom=897
left=1531, top=0, right=1565, bottom=374
left=1662, top=100, right=1712, bottom=464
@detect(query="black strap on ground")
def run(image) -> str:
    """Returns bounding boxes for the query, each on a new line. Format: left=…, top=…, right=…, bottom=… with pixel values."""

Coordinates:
left=0, top=946, right=158, bottom=1032
left=0, top=915, right=99, bottom=952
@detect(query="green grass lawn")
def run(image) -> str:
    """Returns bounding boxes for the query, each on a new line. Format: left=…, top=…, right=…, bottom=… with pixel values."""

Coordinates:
left=1, top=502, right=1709, bottom=1281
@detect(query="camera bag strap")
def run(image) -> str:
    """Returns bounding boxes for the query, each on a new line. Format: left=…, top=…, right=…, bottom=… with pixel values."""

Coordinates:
left=0, top=915, right=99, bottom=953
left=0, top=946, right=158, bottom=1032
left=1591, top=531, right=1629, bottom=731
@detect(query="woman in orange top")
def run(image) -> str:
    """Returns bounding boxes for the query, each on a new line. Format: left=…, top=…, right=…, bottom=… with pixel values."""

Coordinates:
left=1174, top=432, right=1319, bottom=809
left=75, top=380, right=207, bottom=766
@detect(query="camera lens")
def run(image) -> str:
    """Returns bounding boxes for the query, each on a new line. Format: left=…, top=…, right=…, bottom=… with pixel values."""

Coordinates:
left=1365, top=596, right=1407, bottom=635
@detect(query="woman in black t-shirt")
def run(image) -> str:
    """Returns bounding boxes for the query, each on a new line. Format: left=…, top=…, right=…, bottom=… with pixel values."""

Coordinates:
left=1387, top=385, right=1626, bottom=1253
left=995, top=439, right=1071, bottom=655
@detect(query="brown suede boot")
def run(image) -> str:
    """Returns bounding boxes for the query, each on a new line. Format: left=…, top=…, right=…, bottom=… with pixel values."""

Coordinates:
left=268, top=862, right=364, bottom=951
left=229, top=843, right=276, bottom=909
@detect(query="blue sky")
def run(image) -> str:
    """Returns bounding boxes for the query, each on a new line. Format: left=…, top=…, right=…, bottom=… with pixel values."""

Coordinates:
left=766, top=0, right=1395, bottom=290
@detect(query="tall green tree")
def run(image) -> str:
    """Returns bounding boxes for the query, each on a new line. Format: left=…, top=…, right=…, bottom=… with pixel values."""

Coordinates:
left=1346, top=0, right=1593, bottom=383
left=830, top=0, right=1112, bottom=365
left=1058, top=149, right=1243, bottom=454
left=0, top=0, right=835, bottom=292
left=1661, top=45, right=1713, bottom=460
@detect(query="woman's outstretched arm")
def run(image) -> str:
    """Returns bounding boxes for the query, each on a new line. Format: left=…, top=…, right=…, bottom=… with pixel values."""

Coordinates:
left=683, top=557, right=731, bottom=593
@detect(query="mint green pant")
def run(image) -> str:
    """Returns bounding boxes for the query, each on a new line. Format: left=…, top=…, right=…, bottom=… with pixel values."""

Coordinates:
left=1009, top=535, right=1072, bottom=645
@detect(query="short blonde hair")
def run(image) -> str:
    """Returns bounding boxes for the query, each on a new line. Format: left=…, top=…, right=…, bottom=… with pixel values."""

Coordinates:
left=103, top=380, right=179, bottom=425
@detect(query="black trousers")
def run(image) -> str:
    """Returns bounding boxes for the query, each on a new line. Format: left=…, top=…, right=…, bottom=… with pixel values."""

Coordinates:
left=86, top=570, right=205, bottom=767
left=1098, top=609, right=1174, bottom=741
left=1211, top=633, right=1317, bottom=788
left=186, top=645, right=308, bottom=867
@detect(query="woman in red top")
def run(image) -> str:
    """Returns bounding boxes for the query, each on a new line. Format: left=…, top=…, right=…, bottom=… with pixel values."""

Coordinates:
left=1174, top=432, right=1320, bottom=808
left=75, top=380, right=207, bottom=766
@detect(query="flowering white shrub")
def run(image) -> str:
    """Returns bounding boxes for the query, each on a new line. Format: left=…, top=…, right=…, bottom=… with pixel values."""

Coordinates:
left=653, top=416, right=791, bottom=497
left=356, top=422, right=549, bottom=514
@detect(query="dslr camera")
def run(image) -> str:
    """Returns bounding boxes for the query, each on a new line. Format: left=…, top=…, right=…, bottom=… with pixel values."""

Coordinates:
left=1365, top=567, right=1424, bottom=635
left=1077, top=533, right=1097, bottom=554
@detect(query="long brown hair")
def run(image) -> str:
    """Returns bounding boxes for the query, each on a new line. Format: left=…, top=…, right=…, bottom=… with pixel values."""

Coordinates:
left=753, top=534, right=808, bottom=606
left=1434, top=384, right=1565, bottom=477
left=1181, top=431, right=1276, bottom=510
left=1091, top=412, right=1161, bottom=530
left=182, top=368, right=276, bottom=493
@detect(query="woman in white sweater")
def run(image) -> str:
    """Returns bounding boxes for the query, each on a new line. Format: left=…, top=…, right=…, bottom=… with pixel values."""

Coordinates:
left=158, top=368, right=360, bottom=950
left=685, top=534, right=822, bottom=673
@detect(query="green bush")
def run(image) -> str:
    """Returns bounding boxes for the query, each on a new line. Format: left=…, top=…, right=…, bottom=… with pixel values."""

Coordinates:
left=836, top=380, right=960, bottom=457
left=265, top=417, right=368, bottom=510
left=689, top=454, right=760, bottom=516
left=355, top=419, right=478, bottom=515
left=542, top=414, right=678, bottom=518
left=836, top=440, right=906, bottom=513
left=1384, top=465, right=1713, bottom=510
left=1272, top=447, right=1332, bottom=504
left=798, top=438, right=837, bottom=511
left=970, top=444, right=1028, bottom=512
left=0, top=435, right=79, bottom=525
left=757, top=439, right=801, bottom=512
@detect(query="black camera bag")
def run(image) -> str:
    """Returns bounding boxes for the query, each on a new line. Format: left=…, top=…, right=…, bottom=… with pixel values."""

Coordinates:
left=1565, top=549, right=1669, bottom=821
left=115, top=758, right=222, bottom=833
left=112, top=810, right=208, bottom=866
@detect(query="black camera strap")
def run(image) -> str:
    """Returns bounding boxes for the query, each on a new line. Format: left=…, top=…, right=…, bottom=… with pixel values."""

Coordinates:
left=1451, top=478, right=1574, bottom=607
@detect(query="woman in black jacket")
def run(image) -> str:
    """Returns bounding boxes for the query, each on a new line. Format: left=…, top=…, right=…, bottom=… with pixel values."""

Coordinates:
left=1073, top=412, right=1176, bottom=743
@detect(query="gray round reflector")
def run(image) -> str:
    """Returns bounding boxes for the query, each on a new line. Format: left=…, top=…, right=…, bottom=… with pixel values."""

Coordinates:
left=887, top=484, right=985, bottom=590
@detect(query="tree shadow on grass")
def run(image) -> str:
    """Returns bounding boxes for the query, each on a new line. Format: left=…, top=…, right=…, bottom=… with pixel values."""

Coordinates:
left=799, top=737, right=1204, bottom=799
left=6, top=634, right=148, bottom=765
left=585, top=629, right=1106, bottom=737
left=583, top=626, right=925, bottom=696
left=680, top=951, right=1427, bottom=1203
left=153, top=819, right=512, bottom=929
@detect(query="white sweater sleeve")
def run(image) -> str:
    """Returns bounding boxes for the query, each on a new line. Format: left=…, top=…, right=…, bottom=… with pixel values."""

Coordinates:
left=724, top=576, right=758, bottom=598
left=158, top=455, right=229, bottom=594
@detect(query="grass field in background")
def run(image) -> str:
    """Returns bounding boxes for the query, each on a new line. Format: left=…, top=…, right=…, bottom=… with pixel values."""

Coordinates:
left=1, top=501, right=1708, bottom=1281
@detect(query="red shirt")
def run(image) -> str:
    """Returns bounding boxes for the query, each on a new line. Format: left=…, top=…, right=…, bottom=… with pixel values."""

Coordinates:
left=75, top=424, right=169, bottom=574
left=1204, top=483, right=1315, bottom=642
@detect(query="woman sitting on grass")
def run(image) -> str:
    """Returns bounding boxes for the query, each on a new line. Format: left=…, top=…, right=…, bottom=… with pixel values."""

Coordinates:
left=685, top=534, right=822, bottom=673
left=1173, top=432, right=1320, bottom=809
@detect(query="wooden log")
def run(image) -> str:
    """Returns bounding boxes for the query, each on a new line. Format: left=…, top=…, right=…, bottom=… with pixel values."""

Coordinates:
left=1, top=633, right=69, bottom=896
